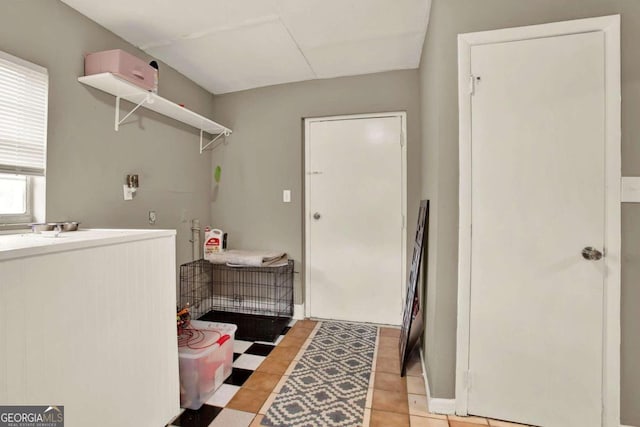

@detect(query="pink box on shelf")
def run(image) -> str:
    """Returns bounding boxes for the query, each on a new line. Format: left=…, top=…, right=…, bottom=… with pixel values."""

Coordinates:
left=84, top=49, right=157, bottom=91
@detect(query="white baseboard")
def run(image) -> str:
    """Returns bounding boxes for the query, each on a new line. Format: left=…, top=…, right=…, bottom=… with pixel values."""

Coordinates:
left=419, top=347, right=456, bottom=415
left=429, top=398, right=456, bottom=414
left=293, top=304, right=304, bottom=320
left=416, top=349, right=634, bottom=424
left=419, top=348, right=433, bottom=401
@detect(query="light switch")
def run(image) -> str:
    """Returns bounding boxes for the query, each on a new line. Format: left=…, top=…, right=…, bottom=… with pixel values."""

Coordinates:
left=283, top=190, right=291, bottom=203
left=622, top=177, right=640, bottom=202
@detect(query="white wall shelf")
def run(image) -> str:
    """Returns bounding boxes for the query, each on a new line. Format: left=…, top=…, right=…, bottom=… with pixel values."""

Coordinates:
left=78, top=72, right=231, bottom=152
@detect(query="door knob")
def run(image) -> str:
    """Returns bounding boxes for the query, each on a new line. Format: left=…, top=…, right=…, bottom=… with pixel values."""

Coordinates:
left=581, top=247, right=603, bottom=261
left=313, top=212, right=321, bottom=220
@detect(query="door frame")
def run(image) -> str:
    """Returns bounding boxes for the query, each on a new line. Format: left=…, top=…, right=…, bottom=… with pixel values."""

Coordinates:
left=303, top=112, right=408, bottom=322
left=455, top=15, right=621, bottom=425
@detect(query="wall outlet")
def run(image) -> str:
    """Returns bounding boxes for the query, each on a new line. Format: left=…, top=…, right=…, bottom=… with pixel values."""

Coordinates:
left=283, top=190, right=291, bottom=203
left=148, top=211, right=157, bottom=225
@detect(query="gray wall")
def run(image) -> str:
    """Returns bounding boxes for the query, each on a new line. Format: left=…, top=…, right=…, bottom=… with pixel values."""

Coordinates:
left=418, top=0, right=640, bottom=424
left=0, top=0, right=215, bottom=277
left=209, top=70, right=421, bottom=305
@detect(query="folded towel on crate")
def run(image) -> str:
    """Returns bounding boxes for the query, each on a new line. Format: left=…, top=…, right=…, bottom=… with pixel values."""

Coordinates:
left=206, top=249, right=289, bottom=267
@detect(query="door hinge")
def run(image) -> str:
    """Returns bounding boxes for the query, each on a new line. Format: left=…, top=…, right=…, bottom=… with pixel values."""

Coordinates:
left=402, top=215, right=405, bottom=229
left=469, top=75, right=478, bottom=96
left=464, top=370, right=472, bottom=390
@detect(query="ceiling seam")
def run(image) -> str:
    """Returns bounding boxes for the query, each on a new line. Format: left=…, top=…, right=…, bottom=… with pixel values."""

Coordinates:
left=277, top=16, right=317, bottom=78
left=299, top=29, right=426, bottom=51
left=139, top=15, right=282, bottom=50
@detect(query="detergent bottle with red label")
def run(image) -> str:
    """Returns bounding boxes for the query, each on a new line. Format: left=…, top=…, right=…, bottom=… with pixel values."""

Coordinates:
left=204, top=228, right=225, bottom=257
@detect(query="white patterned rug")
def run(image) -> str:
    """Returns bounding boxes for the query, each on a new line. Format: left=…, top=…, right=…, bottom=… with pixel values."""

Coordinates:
left=262, top=321, right=377, bottom=427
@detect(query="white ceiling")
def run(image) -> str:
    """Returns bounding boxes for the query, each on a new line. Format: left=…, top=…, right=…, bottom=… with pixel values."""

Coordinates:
left=61, top=0, right=431, bottom=94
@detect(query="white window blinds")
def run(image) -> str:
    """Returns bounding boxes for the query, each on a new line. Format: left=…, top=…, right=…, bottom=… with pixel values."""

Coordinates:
left=0, top=50, right=48, bottom=176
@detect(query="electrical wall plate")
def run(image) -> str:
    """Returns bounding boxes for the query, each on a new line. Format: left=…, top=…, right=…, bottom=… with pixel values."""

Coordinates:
left=622, top=177, right=640, bottom=202
left=123, top=184, right=135, bottom=200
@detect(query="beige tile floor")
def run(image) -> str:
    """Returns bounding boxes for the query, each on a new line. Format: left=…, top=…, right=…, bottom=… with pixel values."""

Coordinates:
left=204, top=320, right=531, bottom=427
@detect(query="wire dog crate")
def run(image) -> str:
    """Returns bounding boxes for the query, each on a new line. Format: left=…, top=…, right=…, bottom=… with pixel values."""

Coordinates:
left=179, top=259, right=294, bottom=341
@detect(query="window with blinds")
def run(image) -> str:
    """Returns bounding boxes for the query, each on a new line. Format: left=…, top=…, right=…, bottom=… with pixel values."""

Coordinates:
left=0, top=51, right=48, bottom=223
left=0, top=50, right=48, bottom=176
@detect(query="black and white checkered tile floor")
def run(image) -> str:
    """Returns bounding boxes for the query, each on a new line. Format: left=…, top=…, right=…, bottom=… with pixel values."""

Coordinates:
left=167, top=322, right=293, bottom=427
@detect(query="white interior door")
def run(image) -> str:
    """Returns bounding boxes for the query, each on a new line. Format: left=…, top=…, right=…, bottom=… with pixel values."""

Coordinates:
left=466, top=32, right=606, bottom=426
left=305, top=114, right=405, bottom=325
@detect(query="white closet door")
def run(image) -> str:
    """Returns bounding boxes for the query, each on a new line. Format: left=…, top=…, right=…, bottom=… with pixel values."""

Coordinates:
left=306, top=115, right=405, bottom=325
left=467, top=31, right=606, bottom=426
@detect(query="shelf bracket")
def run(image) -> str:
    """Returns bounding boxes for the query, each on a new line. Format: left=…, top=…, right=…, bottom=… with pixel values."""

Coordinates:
left=115, top=95, right=150, bottom=131
left=200, top=130, right=230, bottom=153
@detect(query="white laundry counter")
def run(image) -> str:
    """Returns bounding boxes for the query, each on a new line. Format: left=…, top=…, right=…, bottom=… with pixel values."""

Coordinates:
left=0, top=229, right=179, bottom=427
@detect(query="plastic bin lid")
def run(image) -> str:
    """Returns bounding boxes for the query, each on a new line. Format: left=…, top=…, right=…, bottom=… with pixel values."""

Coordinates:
left=190, top=320, right=237, bottom=334
left=178, top=320, right=237, bottom=359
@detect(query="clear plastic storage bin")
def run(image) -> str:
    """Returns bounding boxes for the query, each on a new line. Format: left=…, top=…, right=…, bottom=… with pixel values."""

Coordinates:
left=178, top=320, right=236, bottom=410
